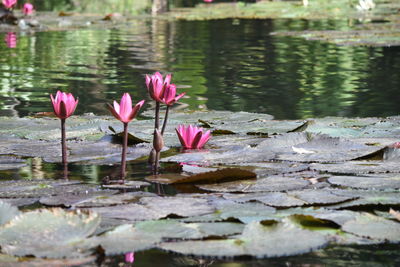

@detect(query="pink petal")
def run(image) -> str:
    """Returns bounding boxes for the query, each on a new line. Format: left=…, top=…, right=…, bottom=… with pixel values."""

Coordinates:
left=164, top=74, right=172, bottom=85
left=175, top=127, right=188, bottom=148
left=128, top=100, right=145, bottom=122
left=113, top=100, right=120, bottom=114
left=119, top=93, right=132, bottom=120
left=198, top=130, right=211, bottom=148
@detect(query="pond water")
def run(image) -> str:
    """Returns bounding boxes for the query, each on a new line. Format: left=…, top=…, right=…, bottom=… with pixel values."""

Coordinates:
left=1, top=18, right=400, bottom=119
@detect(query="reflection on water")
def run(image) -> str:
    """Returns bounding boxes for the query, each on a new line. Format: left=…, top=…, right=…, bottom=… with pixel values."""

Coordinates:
left=0, top=19, right=399, bottom=119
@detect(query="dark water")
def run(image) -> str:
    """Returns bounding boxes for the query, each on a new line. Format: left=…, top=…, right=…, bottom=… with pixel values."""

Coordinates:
left=1, top=19, right=399, bottom=119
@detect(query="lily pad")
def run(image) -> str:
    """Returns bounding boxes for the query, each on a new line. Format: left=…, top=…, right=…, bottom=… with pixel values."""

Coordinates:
left=328, top=175, right=400, bottom=190
left=216, top=201, right=276, bottom=223
left=328, top=190, right=400, bottom=209
left=198, top=175, right=310, bottom=193
left=311, top=161, right=400, bottom=175
left=276, top=135, right=380, bottom=163
left=0, top=156, right=27, bottom=171
left=342, top=213, right=400, bottom=243
left=146, top=168, right=256, bottom=184
left=39, top=190, right=118, bottom=208
left=139, top=196, right=215, bottom=218
left=0, top=201, right=20, bottom=226
left=83, top=224, right=160, bottom=255
left=0, top=180, right=100, bottom=198
left=0, top=209, right=100, bottom=258
left=160, top=221, right=328, bottom=258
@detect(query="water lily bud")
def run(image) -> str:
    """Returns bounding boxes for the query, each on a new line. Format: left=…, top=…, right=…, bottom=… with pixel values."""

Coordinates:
left=153, top=129, right=164, bottom=152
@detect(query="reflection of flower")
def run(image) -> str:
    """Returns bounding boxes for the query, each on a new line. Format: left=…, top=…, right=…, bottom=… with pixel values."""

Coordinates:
left=125, top=252, right=134, bottom=263
left=22, top=3, right=34, bottom=15
left=50, top=91, right=79, bottom=119
left=4, top=32, right=17, bottom=48
left=176, top=125, right=211, bottom=149
left=107, top=93, right=145, bottom=123
left=2, top=0, right=17, bottom=9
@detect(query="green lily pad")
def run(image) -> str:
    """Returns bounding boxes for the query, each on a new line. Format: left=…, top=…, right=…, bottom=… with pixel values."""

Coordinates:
left=276, top=135, right=380, bottom=163
left=0, top=209, right=100, bottom=258
left=328, top=175, right=400, bottom=190
left=0, top=180, right=100, bottom=198
left=198, top=175, right=310, bottom=193
left=139, top=196, right=215, bottom=217
left=311, top=161, right=400, bottom=175
left=342, top=213, right=400, bottom=243
left=39, top=190, right=118, bottom=208
left=134, top=220, right=244, bottom=240
left=0, top=201, right=20, bottom=226
left=159, top=221, right=328, bottom=258
left=223, top=192, right=306, bottom=208
left=328, top=190, right=400, bottom=209
left=83, top=224, right=160, bottom=255
left=216, top=201, right=276, bottom=223
left=75, top=191, right=157, bottom=208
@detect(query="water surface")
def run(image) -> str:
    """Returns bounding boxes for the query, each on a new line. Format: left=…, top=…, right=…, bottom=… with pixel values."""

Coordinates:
left=1, top=19, right=399, bottom=119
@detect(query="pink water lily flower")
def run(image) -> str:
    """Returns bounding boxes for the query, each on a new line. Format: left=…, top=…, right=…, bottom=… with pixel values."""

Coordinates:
left=161, top=84, right=186, bottom=106
left=204, top=0, right=213, bottom=2
left=145, top=72, right=171, bottom=103
left=176, top=125, right=211, bottom=149
left=107, top=93, right=145, bottom=123
left=50, top=91, right=79, bottom=119
left=2, top=0, right=16, bottom=9
left=22, top=3, right=34, bottom=15
left=4, top=32, right=16, bottom=48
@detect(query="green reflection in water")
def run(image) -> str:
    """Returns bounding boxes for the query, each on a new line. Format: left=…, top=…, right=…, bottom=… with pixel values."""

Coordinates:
left=0, top=19, right=399, bottom=119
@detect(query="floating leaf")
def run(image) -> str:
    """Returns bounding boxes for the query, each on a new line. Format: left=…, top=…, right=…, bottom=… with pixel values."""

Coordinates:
left=40, top=190, right=117, bottom=208
left=83, top=224, right=160, bottom=255
left=223, top=192, right=306, bottom=208
left=328, top=175, right=400, bottom=190
left=160, top=221, right=328, bottom=258
left=276, top=135, right=380, bottom=163
left=146, top=168, right=256, bottom=184
left=0, top=156, right=26, bottom=171
left=311, top=161, right=400, bottom=175
left=0, top=201, right=20, bottom=226
left=328, top=190, right=400, bottom=209
left=140, top=196, right=215, bottom=217
left=108, top=126, right=149, bottom=145
left=342, top=213, right=400, bottom=243
left=0, top=209, right=100, bottom=258
left=216, top=201, right=276, bottom=223
left=198, top=175, right=309, bottom=193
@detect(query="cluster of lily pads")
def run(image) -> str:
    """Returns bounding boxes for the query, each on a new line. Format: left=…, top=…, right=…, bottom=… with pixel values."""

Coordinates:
left=0, top=107, right=400, bottom=264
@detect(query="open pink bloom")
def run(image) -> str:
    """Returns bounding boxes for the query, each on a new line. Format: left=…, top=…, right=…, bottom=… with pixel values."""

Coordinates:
left=145, top=72, right=171, bottom=103
left=108, top=93, right=145, bottom=123
left=22, top=3, right=34, bottom=15
left=204, top=0, right=213, bottom=2
left=125, top=252, right=134, bottom=263
left=50, top=91, right=79, bottom=119
left=161, top=84, right=186, bottom=106
left=176, top=125, right=211, bottom=149
left=4, top=32, right=16, bottom=48
left=2, top=0, right=16, bottom=9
